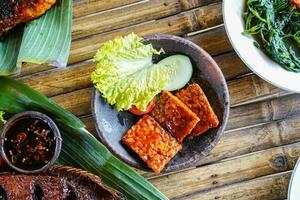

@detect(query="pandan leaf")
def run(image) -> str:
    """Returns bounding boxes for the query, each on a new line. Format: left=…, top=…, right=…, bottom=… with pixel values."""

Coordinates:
left=17, top=0, right=72, bottom=68
left=0, top=77, right=168, bottom=200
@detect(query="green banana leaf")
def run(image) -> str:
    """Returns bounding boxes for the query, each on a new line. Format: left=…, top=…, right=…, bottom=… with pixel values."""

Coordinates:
left=17, top=0, right=72, bottom=68
left=0, top=29, right=23, bottom=76
left=0, top=0, right=72, bottom=75
left=0, top=77, right=168, bottom=200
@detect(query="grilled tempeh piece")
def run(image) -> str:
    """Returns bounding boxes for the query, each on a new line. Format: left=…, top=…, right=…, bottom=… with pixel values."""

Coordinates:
left=176, top=83, right=219, bottom=137
left=0, top=0, right=57, bottom=37
left=122, top=115, right=182, bottom=173
left=150, top=91, right=200, bottom=142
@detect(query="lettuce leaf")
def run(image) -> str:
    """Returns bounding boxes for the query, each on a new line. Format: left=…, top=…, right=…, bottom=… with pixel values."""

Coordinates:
left=0, top=111, right=6, bottom=129
left=91, top=33, right=174, bottom=111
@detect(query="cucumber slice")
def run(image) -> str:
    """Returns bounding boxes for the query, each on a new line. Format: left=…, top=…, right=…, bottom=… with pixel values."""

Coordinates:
left=158, top=54, right=193, bottom=91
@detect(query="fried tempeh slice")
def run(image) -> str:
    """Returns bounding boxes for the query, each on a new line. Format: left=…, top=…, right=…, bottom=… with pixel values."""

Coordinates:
left=122, top=115, right=182, bottom=173
left=0, top=0, right=57, bottom=37
left=150, top=91, right=199, bottom=142
left=176, top=83, right=219, bottom=137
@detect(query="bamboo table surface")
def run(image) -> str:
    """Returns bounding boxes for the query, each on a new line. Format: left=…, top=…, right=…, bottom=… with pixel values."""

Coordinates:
left=17, top=0, right=300, bottom=199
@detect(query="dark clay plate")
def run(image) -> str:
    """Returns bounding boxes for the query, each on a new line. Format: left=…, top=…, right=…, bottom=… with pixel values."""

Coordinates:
left=91, top=34, right=230, bottom=172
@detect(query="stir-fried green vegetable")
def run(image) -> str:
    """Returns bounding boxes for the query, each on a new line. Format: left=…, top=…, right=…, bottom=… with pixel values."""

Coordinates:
left=0, top=77, right=168, bottom=200
left=243, top=0, right=300, bottom=72
left=0, top=111, right=6, bottom=129
left=92, top=33, right=175, bottom=111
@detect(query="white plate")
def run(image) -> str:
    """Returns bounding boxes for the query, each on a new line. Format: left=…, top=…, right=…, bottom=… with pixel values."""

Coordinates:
left=288, top=158, right=300, bottom=200
left=223, top=0, right=300, bottom=93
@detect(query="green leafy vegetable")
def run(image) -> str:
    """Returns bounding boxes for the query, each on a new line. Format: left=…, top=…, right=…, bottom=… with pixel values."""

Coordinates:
left=243, top=0, right=300, bottom=72
left=92, top=33, right=175, bottom=111
left=0, top=111, right=6, bottom=128
left=0, top=77, right=168, bottom=200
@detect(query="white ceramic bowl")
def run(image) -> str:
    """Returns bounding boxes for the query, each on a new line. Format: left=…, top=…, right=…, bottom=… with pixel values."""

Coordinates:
left=288, top=158, right=300, bottom=200
left=223, top=0, right=300, bottom=93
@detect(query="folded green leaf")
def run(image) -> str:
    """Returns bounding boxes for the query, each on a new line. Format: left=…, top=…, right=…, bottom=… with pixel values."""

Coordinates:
left=17, top=0, right=72, bottom=68
left=0, top=29, right=23, bottom=76
left=92, top=33, right=174, bottom=111
left=0, top=77, right=168, bottom=200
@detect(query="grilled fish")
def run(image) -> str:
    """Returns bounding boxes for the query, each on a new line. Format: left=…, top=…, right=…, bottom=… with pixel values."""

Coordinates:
left=0, top=166, right=123, bottom=200
left=0, top=0, right=57, bottom=37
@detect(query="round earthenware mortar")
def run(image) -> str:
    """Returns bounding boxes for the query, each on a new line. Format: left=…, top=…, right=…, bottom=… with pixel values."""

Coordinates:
left=92, top=34, right=230, bottom=172
left=0, top=111, right=62, bottom=174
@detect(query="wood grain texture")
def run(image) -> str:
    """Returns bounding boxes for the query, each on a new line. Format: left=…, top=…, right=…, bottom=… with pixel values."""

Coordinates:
left=228, top=94, right=300, bottom=130
left=176, top=171, right=290, bottom=200
left=187, top=26, right=232, bottom=56
left=73, top=0, right=142, bottom=18
left=73, top=0, right=222, bottom=40
left=73, top=0, right=184, bottom=39
left=197, top=115, right=300, bottom=166
left=150, top=142, right=299, bottom=198
left=51, top=88, right=93, bottom=116
left=69, top=2, right=222, bottom=64
left=214, top=51, right=250, bottom=80
left=229, top=74, right=291, bottom=106
left=20, top=61, right=93, bottom=97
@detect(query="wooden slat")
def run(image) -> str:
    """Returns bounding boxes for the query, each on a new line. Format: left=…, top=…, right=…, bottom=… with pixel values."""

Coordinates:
left=187, top=26, right=232, bottom=56
left=175, top=171, right=290, bottom=200
left=229, top=74, right=291, bottom=106
left=51, top=88, right=93, bottom=117
left=69, top=3, right=222, bottom=64
left=73, top=0, right=221, bottom=40
left=214, top=51, right=249, bottom=80
left=73, top=0, right=183, bottom=39
left=227, top=94, right=300, bottom=130
left=73, top=0, right=142, bottom=18
left=20, top=61, right=93, bottom=98
left=196, top=115, right=300, bottom=166
left=150, top=142, right=299, bottom=198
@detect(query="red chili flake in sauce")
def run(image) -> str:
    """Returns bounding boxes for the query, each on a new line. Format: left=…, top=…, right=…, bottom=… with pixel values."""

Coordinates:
left=4, top=118, right=55, bottom=170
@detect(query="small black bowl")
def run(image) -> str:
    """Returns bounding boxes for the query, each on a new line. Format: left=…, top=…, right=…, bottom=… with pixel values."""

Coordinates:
left=92, top=34, right=230, bottom=172
left=0, top=111, right=62, bottom=174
